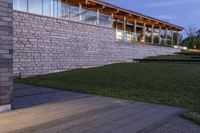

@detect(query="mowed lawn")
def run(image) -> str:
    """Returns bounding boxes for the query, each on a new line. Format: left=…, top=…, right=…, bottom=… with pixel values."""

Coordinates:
left=16, top=62, right=200, bottom=114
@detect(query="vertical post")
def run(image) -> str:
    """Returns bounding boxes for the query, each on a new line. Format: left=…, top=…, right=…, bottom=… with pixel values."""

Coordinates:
left=123, top=16, right=127, bottom=31
left=177, top=31, right=179, bottom=46
left=143, top=22, right=146, bottom=43
left=123, top=16, right=127, bottom=42
left=96, top=9, right=100, bottom=25
left=158, top=26, right=161, bottom=44
left=151, top=24, right=154, bottom=44
left=111, top=13, right=114, bottom=28
left=165, top=28, right=168, bottom=45
left=116, top=19, right=118, bottom=30
left=0, top=0, right=13, bottom=112
left=171, top=29, right=174, bottom=45
left=134, top=19, right=137, bottom=41
left=134, top=19, right=137, bottom=33
left=79, top=3, right=82, bottom=21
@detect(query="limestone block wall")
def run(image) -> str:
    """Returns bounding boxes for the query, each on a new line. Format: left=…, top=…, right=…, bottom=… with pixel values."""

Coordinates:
left=13, top=11, right=181, bottom=77
left=0, top=0, right=13, bottom=111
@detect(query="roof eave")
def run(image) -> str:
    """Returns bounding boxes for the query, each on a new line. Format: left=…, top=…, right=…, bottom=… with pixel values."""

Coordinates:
left=88, top=0, right=184, bottom=31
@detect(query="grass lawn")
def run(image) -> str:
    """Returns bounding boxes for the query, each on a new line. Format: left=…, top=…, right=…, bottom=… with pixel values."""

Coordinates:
left=16, top=62, right=200, bottom=114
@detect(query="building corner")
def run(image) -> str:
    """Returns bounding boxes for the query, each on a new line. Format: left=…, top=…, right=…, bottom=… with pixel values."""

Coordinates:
left=0, top=0, right=13, bottom=112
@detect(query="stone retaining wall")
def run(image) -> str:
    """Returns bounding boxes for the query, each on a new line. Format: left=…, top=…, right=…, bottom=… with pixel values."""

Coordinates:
left=13, top=11, right=181, bottom=77
left=0, top=0, right=13, bottom=111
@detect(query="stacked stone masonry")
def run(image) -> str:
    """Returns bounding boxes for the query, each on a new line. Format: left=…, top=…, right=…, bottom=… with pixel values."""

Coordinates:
left=0, top=0, right=13, bottom=109
left=13, top=11, right=181, bottom=77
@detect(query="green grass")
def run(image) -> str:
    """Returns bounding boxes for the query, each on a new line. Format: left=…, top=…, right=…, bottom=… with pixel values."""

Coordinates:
left=182, top=112, right=200, bottom=125
left=16, top=63, right=200, bottom=114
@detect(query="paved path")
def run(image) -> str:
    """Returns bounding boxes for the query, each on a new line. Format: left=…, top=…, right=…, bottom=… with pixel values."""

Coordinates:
left=139, top=116, right=200, bottom=133
left=12, top=84, right=85, bottom=109
left=0, top=84, right=187, bottom=133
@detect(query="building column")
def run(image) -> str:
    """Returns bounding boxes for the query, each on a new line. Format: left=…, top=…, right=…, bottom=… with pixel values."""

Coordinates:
left=116, top=19, right=118, bottom=30
left=158, top=26, right=161, bottom=44
left=134, top=19, right=137, bottom=32
left=123, top=17, right=127, bottom=42
left=177, top=31, right=179, bottom=46
left=165, top=28, right=168, bottom=45
left=143, top=22, right=146, bottom=43
left=123, top=16, right=127, bottom=31
left=0, top=0, right=13, bottom=112
left=79, top=3, right=82, bottom=21
left=96, top=9, right=100, bottom=25
left=171, top=30, right=174, bottom=45
left=133, top=19, right=137, bottom=41
left=151, top=24, right=154, bottom=44
left=111, top=13, right=114, bottom=28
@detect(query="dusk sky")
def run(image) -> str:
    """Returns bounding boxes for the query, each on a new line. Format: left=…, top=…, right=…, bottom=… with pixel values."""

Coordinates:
left=104, top=0, right=200, bottom=33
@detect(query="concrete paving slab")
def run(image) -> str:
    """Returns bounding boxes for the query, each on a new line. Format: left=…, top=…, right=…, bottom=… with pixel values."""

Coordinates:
left=0, top=84, right=187, bottom=133
left=12, top=84, right=86, bottom=109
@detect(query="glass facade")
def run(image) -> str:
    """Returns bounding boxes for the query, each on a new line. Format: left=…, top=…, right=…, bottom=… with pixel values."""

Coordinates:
left=28, top=0, right=42, bottom=14
left=115, top=21, right=141, bottom=43
left=70, top=6, right=79, bottom=21
left=13, top=0, right=113, bottom=28
left=116, top=29, right=140, bottom=43
left=13, top=0, right=174, bottom=45
left=43, top=0, right=52, bottom=16
left=99, top=14, right=113, bottom=28
left=13, top=0, right=28, bottom=12
left=60, top=1, right=70, bottom=19
left=84, top=10, right=97, bottom=25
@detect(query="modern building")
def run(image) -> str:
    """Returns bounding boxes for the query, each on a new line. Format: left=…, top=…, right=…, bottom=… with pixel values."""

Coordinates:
left=0, top=0, right=183, bottom=112
left=13, top=0, right=183, bottom=45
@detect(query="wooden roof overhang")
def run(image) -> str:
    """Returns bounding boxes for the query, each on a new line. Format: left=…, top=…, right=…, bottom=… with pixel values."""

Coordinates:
left=66, top=0, right=184, bottom=31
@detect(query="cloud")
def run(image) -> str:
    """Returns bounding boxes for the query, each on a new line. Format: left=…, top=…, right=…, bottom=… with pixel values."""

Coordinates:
left=146, top=0, right=200, bottom=7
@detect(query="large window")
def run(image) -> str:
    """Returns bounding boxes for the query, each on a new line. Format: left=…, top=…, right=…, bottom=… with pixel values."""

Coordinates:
left=85, top=10, right=97, bottom=25
left=28, top=0, right=42, bottom=14
left=99, top=14, right=113, bottom=28
left=70, top=6, right=79, bottom=21
left=13, top=0, right=113, bottom=28
left=13, top=0, right=28, bottom=12
left=43, top=0, right=52, bottom=16
left=60, top=1, right=70, bottom=19
left=53, top=0, right=59, bottom=17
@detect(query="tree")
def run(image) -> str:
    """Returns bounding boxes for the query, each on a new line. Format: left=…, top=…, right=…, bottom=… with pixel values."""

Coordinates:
left=196, top=29, right=200, bottom=37
left=181, top=26, right=200, bottom=49
left=194, top=37, right=200, bottom=49
left=186, top=26, right=197, bottom=37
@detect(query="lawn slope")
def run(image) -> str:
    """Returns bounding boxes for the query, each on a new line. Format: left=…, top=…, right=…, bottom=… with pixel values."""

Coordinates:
left=16, top=63, right=200, bottom=113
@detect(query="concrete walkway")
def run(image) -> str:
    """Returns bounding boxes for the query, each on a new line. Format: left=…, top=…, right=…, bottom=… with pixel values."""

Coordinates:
left=12, top=84, right=85, bottom=109
left=140, top=116, right=200, bottom=133
left=0, top=84, right=186, bottom=133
